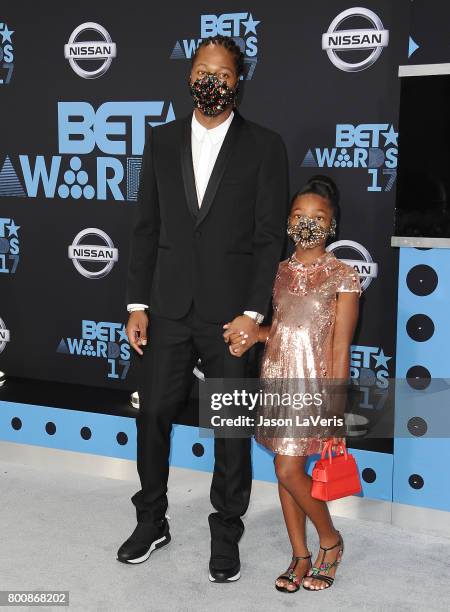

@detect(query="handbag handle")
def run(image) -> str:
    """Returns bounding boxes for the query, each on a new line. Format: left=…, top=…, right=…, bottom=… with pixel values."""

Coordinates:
left=320, top=439, right=348, bottom=464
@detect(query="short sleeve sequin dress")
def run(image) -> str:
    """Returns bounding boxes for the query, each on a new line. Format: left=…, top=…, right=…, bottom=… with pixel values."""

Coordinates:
left=254, top=250, right=361, bottom=456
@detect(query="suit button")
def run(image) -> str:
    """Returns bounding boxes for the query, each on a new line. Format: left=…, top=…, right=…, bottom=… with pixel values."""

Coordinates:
left=195, top=230, right=201, bottom=238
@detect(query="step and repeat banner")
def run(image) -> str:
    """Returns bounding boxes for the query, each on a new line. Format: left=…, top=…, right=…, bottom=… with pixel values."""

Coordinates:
left=0, top=1, right=409, bottom=417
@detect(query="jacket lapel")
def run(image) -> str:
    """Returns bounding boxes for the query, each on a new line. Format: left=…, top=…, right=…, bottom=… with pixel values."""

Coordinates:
left=180, top=114, right=200, bottom=222
left=195, top=110, right=243, bottom=228
left=179, top=110, right=244, bottom=228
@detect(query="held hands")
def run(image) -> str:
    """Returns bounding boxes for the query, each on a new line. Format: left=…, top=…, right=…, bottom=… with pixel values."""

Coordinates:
left=223, top=314, right=260, bottom=357
left=127, top=310, right=266, bottom=358
left=126, top=310, right=149, bottom=356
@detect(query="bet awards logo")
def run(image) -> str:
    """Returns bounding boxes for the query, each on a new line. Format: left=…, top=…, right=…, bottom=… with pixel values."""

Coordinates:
left=0, top=317, right=10, bottom=354
left=351, top=344, right=391, bottom=389
left=0, top=22, right=14, bottom=85
left=57, top=319, right=130, bottom=380
left=302, top=122, right=397, bottom=192
left=327, top=240, right=378, bottom=292
left=68, top=228, right=118, bottom=279
left=0, top=101, right=175, bottom=202
left=0, top=218, right=20, bottom=274
left=64, top=22, right=117, bottom=79
left=322, top=8, right=389, bottom=72
left=170, top=12, right=260, bottom=80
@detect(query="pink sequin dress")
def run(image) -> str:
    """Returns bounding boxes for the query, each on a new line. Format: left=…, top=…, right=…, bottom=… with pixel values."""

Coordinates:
left=255, top=250, right=361, bottom=456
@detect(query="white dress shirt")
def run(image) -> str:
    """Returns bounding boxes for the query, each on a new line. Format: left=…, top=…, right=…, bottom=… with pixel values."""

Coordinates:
left=191, top=108, right=234, bottom=205
left=127, top=110, right=263, bottom=323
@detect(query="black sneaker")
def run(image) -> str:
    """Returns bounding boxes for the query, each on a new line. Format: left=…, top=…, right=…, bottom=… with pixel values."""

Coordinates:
left=117, top=518, right=171, bottom=564
left=209, top=557, right=241, bottom=583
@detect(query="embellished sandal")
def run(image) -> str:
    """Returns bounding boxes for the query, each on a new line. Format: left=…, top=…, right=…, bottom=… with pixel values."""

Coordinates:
left=275, top=552, right=312, bottom=593
left=302, top=531, right=344, bottom=591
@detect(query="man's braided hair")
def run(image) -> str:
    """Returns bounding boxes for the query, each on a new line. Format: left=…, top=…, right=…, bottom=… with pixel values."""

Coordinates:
left=191, top=35, right=245, bottom=77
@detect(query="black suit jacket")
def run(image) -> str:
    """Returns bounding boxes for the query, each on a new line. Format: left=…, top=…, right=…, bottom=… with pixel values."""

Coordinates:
left=125, top=109, right=290, bottom=323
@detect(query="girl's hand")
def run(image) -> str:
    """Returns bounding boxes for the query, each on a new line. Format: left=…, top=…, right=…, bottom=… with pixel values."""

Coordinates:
left=223, top=316, right=259, bottom=357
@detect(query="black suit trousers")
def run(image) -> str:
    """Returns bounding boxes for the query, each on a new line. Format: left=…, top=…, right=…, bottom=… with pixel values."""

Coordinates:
left=131, top=300, right=252, bottom=558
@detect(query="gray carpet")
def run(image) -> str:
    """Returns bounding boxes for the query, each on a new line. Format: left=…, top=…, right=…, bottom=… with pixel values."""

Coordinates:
left=1, top=458, right=449, bottom=612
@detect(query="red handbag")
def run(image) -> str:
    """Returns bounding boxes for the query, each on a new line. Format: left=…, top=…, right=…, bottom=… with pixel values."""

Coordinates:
left=311, top=440, right=362, bottom=501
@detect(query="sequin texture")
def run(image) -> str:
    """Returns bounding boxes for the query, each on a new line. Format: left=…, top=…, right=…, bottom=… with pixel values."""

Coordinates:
left=287, top=215, right=335, bottom=249
left=188, top=73, right=237, bottom=117
left=255, top=250, right=362, bottom=456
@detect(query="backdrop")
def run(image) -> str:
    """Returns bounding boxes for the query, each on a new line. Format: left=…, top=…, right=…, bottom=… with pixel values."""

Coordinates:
left=0, top=1, right=409, bottom=427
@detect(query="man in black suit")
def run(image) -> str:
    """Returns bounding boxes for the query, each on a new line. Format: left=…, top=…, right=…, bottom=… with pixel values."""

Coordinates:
left=118, top=35, right=289, bottom=582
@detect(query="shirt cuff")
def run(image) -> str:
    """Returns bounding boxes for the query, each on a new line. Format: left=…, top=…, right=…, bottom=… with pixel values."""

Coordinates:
left=127, top=303, right=148, bottom=312
left=243, top=310, right=264, bottom=324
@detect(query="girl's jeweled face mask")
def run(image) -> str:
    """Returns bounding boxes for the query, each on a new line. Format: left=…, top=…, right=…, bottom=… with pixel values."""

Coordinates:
left=287, top=215, right=336, bottom=249
left=188, top=72, right=238, bottom=117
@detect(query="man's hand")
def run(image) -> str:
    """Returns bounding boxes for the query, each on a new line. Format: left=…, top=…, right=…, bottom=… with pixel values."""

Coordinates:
left=127, top=310, right=149, bottom=356
left=223, top=314, right=259, bottom=357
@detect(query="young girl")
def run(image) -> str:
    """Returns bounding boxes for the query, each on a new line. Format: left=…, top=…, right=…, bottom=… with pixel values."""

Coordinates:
left=234, top=175, right=361, bottom=592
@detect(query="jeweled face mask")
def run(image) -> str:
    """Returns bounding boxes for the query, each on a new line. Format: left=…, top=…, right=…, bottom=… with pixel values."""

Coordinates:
left=188, top=73, right=238, bottom=117
left=287, top=215, right=336, bottom=249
